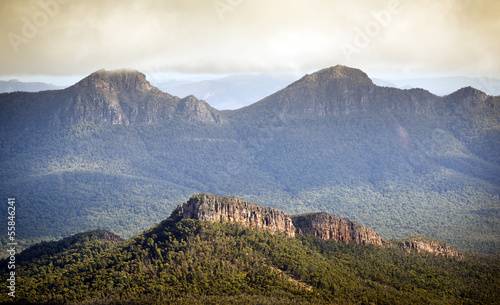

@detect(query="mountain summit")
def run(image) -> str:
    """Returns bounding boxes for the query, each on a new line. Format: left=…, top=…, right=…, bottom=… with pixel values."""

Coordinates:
left=300, top=65, right=374, bottom=86
left=72, top=69, right=160, bottom=94
left=0, top=69, right=223, bottom=129
left=234, top=65, right=439, bottom=120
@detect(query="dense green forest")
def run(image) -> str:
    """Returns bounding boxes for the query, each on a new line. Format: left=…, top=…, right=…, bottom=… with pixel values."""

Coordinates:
left=0, top=216, right=498, bottom=304
left=1, top=113, right=498, bottom=254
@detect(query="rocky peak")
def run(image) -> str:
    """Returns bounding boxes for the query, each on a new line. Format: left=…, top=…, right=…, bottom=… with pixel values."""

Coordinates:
left=298, top=65, right=374, bottom=86
left=448, top=86, right=487, bottom=99
left=291, top=212, right=383, bottom=246
left=444, top=86, right=489, bottom=111
left=234, top=65, right=444, bottom=120
left=171, top=194, right=296, bottom=237
left=176, top=95, right=224, bottom=124
left=72, top=69, right=160, bottom=94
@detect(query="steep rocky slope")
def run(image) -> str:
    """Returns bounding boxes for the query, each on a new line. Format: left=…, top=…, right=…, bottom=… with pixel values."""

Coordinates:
left=0, top=69, right=223, bottom=131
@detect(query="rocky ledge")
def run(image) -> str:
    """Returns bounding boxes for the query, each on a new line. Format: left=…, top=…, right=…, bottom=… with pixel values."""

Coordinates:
left=171, top=194, right=463, bottom=257
left=393, top=236, right=463, bottom=258
left=171, top=194, right=382, bottom=244
left=171, top=194, right=296, bottom=237
left=291, top=212, right=383, bottom=246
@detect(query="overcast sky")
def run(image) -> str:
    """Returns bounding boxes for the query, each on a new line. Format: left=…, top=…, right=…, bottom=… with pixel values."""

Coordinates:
left=1, top=0, right=499, bottom=85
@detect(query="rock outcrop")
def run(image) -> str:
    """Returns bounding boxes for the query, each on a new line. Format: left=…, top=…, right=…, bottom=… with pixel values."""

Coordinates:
left=171, top=194, right=465, bottom=255
left=291, top=212, right=383, bottom=246
left=172, top=194, right=384, bottom=245
left=93, top=229, right=125, bottom=243
left=172, top=194, right=296, bottom=237
left=393, top=237, right=463, bottom=258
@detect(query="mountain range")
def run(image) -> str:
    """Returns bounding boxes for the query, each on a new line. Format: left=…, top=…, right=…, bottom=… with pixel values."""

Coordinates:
left=0, top=65, right=499, bottom=255
left=0, top=79, right=64, bottom=93
left=373, top=76, right=500, bottom=97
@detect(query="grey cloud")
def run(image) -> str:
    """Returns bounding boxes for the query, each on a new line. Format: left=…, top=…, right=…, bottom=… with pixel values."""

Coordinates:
left=0, top=0, right=498, bottom=79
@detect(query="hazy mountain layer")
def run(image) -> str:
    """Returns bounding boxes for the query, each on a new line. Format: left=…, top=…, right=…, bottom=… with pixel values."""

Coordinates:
left=154, top=73, right=298, bottom=110
left=0, top=79, right=64, bottom=93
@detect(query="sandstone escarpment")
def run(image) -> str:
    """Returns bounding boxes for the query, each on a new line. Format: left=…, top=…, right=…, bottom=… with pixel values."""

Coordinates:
left=394, top=237, right=463, bottom=258
left=171, top=194, right=463, bottom=254
left=291, top=212, right=383, bottom=246
left=172, top=194, right=296, bottom=237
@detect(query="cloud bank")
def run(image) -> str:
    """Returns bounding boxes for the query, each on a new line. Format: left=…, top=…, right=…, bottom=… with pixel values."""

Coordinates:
left=0, top=0, right=499, bottom=79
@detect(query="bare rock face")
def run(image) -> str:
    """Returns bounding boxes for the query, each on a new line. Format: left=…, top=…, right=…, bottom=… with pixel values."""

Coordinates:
left=291, top=212, right=383, bottom=246
left=171, top=194, right=461, bottom=255
left=172, top=194, right=296, bottom=237
left=394, top=237, right=463, bottom=258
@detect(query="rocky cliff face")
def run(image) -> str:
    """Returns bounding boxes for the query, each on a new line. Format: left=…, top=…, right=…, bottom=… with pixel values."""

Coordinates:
left=291, top=212, right=383, bottom=246
left=171, top=194, right=387, bottom=245
left=394, top=237, right=463, bottom=258
left=172, top=194, right=296, bottom=237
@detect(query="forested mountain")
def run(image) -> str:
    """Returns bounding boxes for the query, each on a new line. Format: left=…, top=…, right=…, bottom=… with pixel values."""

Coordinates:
left=0, top=65, right=499, bottom=254
left=1, top=194, right=498, bottom=304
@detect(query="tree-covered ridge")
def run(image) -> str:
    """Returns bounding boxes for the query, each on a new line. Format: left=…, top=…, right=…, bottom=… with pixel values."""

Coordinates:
left=0, top=215, right=498, bottom=304
left=3, top=230, right=123, bottom=270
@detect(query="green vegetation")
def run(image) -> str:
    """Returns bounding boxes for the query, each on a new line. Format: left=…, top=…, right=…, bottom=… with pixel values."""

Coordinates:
left=0, top=218, right=498, bottom=304
left=1, top=111, right=500, bottom=254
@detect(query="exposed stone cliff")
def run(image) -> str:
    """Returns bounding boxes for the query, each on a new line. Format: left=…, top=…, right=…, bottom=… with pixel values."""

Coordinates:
left=393, top=237, right=463, bottom=258
left=172, top=194, right=384, bottom=245
left=171, top=194, right=466, bottom=256
left=171, top=194, right=296, bottom=237
left=291, top=212, right=383, bottom=246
